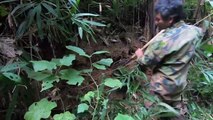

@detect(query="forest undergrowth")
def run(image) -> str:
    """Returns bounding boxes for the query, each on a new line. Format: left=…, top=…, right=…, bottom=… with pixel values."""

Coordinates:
left=0, top=0, right=213, bottom=120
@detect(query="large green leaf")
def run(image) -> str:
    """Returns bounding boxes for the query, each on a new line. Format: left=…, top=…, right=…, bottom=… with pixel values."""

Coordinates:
left=82, top=20, right=106, bottom=27
left=74, top=13, right=99, bottom=18
left=59, top=54, right=76, bottom=66
left=0, top=62, right=27, bottom=72
left=51, top=58, right=60, bottom=65
left=152, top=102, right=180, bottom=118
left=114, top=113, right=134, bottom=120
left=41, top=80, right=54, bottom=92
left=72, top=18, right=94, bottom=35
left=66, top=76, right=84, bottom=85
left=201, top=44, right=213, bottom=53
left=77, top=103, right=89, bottom=113
left=41, top=75, right=59, bottom=92
left=16, top=20, right=28, bottom=38
left=104, top=78, right=122, bottom=88
left=202, top=70, right=213, bottom=83
left=0, top=0, right=17, bottom=4
left=81, top=69, right=93, bottom=73
left=36, top=4, right=43, bottom=39
left=66, top=46, right=89, bottom=57
left=41, top=2, right=58, bottom=17
left=31, top=60, right=57, bottom=72
left=92, top=63, right=106, bottom=70
left=96, top=58, right=113, bottom=67
left=208, top=0, right=213, bottom=7
left=2, top=72, right=21, bottom=83
left=59, top=69, right=84, bottom=86
left=24, top=98, right=57, bottom=120
left=81, top=91, right=95, bottom=103
left=28, top=71, right=52, bottom=81
left=92, top=57, right=113, bottom=70
left=53, top=111, right=76, bottom=120
left=26, top=5, right=37, bottom=28
left=91, top=51, right=109, bottom=56
left=11, top=3, right=34, bottom=17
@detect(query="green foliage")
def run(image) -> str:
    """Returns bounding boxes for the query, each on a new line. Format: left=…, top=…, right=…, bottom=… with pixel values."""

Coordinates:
left=150, top=102, right=179, bottom=118
left=93, top=58, right=113, bottom=70
left=205, top=0, right=213, bottom=11
left=81, top=91, right=95, bottom=103
left=113, top=66, right=147, bottom=93
left=72, top=13, right=106, bottom=42
left=2, top=72, right=21, bottom=83
left=104, top=78, right=122, bottom=88
left=0, top=46, right=109, bottom=120
left=67, top=45, right=113, bottom=70
left=28, top=46, right=113, bottom=92
left=0, top=62, right=27, bottom=72
left=1, top=0, right=213, bottom=120
left=53, top=111, right=76, bottom=120
left=4, top=0, right=105, bottom=42
left=102, top=67, right=156, bottom=120
left=187, top=19, right=213, bottom=120
left=183, top=0, right=198, bottom=21
left=24, top=99, right=77, bottom=120
left=41, top=75, right=59, bottom=91
left=0, top=6, right=8, bottom=17
left=188, top=102, right=213, bottom=120
left=66, top=46, right=90, bottom=58
left=24, top=98, right=57, bottom=120
left=114, top=113, right=134, bottom=120
left=27, top=71, right=52, bottom=81
left=66, top=45, right=110, bottom=58
left=104, top=0, right=142, bottom=22
left=59, top=69, right=84, bottom=86
left=31, top=60, right=57, bottom=72
left=18, top=46, right=115, bottom=120
left=77, top=103, right=89, bottom=113
left=0, top=0, right=16, bottom=4
left=59, top=54, right=76, bottom=66
left=208, top=0, right=213, bottom=8
left=189, top=40, right=213, bottom=99
left=0, top=62, right=27, bottom=84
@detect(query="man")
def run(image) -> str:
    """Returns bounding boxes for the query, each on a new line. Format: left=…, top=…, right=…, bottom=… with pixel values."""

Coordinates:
left=135, top=0, right=203, bottom=119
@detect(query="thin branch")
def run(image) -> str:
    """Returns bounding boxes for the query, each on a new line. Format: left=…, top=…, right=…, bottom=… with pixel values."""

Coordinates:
left=194, top=12, right=213, bottom=26
left=87, top=73, right=100, bottom=120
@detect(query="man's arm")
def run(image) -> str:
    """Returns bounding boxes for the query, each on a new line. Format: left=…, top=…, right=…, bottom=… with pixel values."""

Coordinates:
left=136, top=40, right=170, bottom=68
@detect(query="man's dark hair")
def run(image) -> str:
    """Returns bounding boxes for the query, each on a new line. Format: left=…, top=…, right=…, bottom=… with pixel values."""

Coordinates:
left=154, top=0, right=185, bottom=23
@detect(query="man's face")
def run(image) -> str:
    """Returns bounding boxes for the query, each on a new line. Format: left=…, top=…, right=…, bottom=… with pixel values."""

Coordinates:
left=155, top=13, right=173, bottom=30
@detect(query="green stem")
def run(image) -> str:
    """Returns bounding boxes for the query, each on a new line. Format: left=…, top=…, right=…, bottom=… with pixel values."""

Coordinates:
left=87, top=73, right=99, bottom=120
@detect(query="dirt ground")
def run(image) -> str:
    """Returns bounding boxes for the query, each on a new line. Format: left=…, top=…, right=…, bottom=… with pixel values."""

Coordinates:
left=75, top=26, right=146, bottom=80
left=79, top=26, right=146, bottom=66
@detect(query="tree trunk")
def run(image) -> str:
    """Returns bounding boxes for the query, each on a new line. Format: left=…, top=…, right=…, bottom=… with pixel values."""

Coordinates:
left=143, top=0, right=156, bottom=41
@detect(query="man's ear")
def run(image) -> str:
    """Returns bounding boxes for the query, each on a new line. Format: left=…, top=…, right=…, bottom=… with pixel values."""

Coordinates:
left=168, top=17, right=174, bottom=24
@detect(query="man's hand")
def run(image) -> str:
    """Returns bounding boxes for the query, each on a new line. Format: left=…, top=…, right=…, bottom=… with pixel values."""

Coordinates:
left=135, top=48, right=144, bottom=59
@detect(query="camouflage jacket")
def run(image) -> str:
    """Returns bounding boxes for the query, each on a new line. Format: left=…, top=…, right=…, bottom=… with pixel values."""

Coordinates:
left=137, top=21, right=203, bottom=101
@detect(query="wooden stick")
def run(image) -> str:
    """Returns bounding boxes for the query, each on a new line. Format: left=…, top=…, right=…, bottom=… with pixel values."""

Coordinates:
left=130, top=29, right=165, bottom=59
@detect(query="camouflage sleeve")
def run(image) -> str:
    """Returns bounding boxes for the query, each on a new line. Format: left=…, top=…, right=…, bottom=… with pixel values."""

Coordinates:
left=137, top=39, right=169, bottom=67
